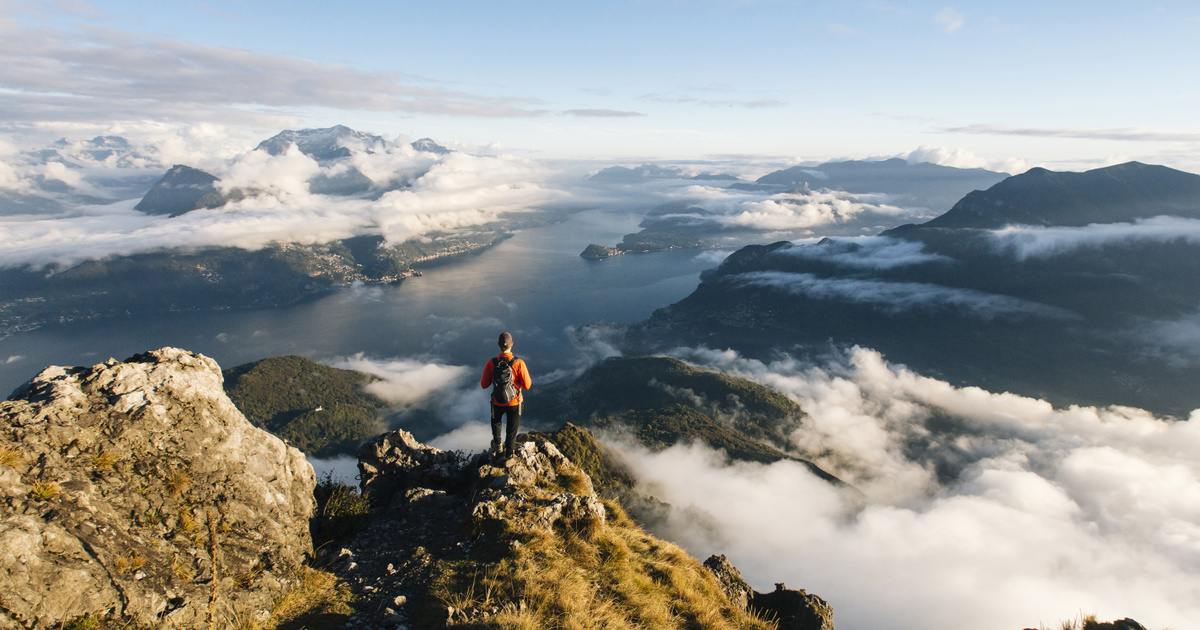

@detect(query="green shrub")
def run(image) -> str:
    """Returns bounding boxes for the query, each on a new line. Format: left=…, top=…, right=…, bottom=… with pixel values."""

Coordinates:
left=311, top=473, right=371, bottom=548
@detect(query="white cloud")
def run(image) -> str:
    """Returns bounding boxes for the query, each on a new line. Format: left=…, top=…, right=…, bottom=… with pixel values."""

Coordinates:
left=0, top=142, right=560, bottom=269
left=0, top=20, right=544, bottom=134
left=618, top=346, right=1200, bottom=630
left=946, top=124, right=1200, bottom=144
left=933, top=7, right=965, bottom=33
left=776, top=236, right=954, bottom=270
left=331, top=353, right=470, bottom=406
left=989, top=216, right=1200, bottom=259
left=217, top=144, right=321, bottom=202
left=728, top=270, right=1072, bottom=320
left=655, top=185, right=920, bottom=233
left=428, top=421, right=493, bottom=452
left=903, top=145, right=1027, bottom=174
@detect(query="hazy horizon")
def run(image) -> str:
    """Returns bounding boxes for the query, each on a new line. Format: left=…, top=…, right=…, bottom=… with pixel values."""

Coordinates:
left=3, top=1, right=1199, bottom=173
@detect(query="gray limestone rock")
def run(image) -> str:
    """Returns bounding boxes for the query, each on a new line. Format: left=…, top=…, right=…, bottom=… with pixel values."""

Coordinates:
left=0, top=347, right=315, bottom=628
left=703, top=554, right=754, bottom=611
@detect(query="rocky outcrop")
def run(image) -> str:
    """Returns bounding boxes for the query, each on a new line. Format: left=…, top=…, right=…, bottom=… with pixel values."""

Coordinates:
left=703, top=554, right=754, bottom=611
left=702, top=555, right=834, bottom=630
left=357, top=429, right=605, bottom=537
left=0, top=348, right=315, bottom=628
left=751, top=583, right=835, bottom=630
left=469, top=439, right=606, bottom=536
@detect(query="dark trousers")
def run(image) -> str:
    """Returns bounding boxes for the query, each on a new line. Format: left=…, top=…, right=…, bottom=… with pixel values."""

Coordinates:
left=491, top=402, right=521, bottom=454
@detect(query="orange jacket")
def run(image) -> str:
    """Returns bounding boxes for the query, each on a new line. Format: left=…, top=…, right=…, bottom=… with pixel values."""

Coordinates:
left=480, top=352, right=531, bottom=406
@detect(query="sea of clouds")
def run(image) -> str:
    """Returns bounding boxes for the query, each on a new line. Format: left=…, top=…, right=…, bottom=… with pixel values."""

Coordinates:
left=605, top=346, right=1200, bottom=630
left=0, top=134, right=558, bottom=269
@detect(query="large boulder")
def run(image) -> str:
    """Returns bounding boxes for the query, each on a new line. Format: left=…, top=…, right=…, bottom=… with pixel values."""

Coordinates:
left=0, top=348, right=315, bottom=628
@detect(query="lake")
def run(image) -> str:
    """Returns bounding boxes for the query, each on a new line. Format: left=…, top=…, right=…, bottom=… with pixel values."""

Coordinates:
left=0, top=208, right=721, bottom=398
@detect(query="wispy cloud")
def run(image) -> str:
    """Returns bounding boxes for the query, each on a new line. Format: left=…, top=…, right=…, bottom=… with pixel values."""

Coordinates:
left=0, top=20, right=546, bottom=131
left=775, top=236, right=954, bottom=270
left=933, top=7, right=965, bottom=33
left=729, top=270, right=1073, bottom=320
left=562, top=109, right=647, bottom=118
left=989, top=217, right=1200, bottom=259
left=639, top=93, right=787, bottom=109
left=946, top=124, right=1200, bottom=144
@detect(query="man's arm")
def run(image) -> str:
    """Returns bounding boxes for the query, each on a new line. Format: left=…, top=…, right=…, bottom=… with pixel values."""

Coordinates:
left=516, top=360, right=532, bottom=390
left=480, top=359, right=494, bottom=389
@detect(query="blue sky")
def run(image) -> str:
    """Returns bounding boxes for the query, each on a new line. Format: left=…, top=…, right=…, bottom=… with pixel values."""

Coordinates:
left=3, top=0, right=1199, bottom=171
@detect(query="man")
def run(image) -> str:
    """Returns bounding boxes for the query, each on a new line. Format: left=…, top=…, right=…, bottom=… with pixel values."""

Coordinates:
left=480, top=332, right=531, bottom=457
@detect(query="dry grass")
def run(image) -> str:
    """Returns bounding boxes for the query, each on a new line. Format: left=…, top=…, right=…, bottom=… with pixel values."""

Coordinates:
left=0, top=444, right=21, bottom=467
left=177, top=508, right=199, bottom=533
left=437, top=498, right=774, bottom=630
left=29, top=480, right=61, bottom=501
left=171, top=556, right=196, bottom=582
left=1034, top=613, right=1139, bottom=630
left=555, top=469, right=592, bottom=496
left=91, top=450, right=118, bottom=471
left=111, top=552, right=147, bottom=576
left=165, top=468, right=192, bottom=497
left=260, top=566, right=357, bottom=629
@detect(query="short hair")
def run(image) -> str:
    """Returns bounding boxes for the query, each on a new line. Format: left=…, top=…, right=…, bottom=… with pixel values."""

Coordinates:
left=498, top=332, right=513, bottom=349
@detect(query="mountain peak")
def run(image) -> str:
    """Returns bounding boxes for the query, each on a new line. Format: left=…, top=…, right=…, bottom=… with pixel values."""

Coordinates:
left=255, top=125, right=384, bottom=160
left=134, top=164, right=226, bottom=216
left=410, top=137, right=451, bottom=154
left=916, top=161, right=1200, bottom=229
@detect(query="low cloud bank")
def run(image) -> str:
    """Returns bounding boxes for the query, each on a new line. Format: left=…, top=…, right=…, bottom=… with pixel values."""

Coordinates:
left=903, top=145, right=1027, bottom=174
left=332, top=353, right=469, bottom=406
left=776, top=236, right=953, bottom=270
left=728, top=270, right=1072, bottom=320
left=1, top=137, right=558, bottom=269
left=612, top=346, right=1200, bottom=630
left=656, top=185, right=922, bottom=234
left=989, top=216, right=1200, bottom=260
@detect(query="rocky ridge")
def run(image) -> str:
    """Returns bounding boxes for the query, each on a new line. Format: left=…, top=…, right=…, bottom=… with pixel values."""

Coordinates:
left=0, top=348, right=315, bottom=628
left=320, top=424, right=834, bottom=629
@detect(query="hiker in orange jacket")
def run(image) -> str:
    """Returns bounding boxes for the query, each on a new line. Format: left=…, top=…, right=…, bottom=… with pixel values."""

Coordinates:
left=480, top=331, right=532, bottom=457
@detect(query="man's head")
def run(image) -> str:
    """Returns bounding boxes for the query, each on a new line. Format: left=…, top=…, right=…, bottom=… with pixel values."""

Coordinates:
left=498, top=332, right=513, bottom=351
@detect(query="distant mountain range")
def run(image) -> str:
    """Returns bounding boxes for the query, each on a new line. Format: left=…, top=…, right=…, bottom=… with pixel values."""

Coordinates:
left=632, top=161, right=1200, bottom=415
left=0, top=126, right=453, bottom=219
left=0, top=135, right=162, bottom=217
left=133, top=126, right=453, bottom=216
left=0, top=125, right=552, bottom=336
left=582, top=158, right=1010, bottom=258
left=751, top=157, right=1007, bottom=212
left=901, top=161, right=1200, bottom=229
left=588, top=164, right=741, bottom=183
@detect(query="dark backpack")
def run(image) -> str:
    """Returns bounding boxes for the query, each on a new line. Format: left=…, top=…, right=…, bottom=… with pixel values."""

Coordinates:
left=491, top=356, right=519, bottom=404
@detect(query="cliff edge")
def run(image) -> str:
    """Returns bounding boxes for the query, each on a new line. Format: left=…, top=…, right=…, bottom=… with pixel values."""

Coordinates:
left=0, top=348, right=315, bottom=628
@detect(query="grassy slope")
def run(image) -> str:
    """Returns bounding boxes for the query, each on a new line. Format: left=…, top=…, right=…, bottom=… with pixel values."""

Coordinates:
left=430, top=500, right=775, bottom=630
left=550, top=356, right=838, bottom=482
left=223, top=355, right=386, bottom=457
